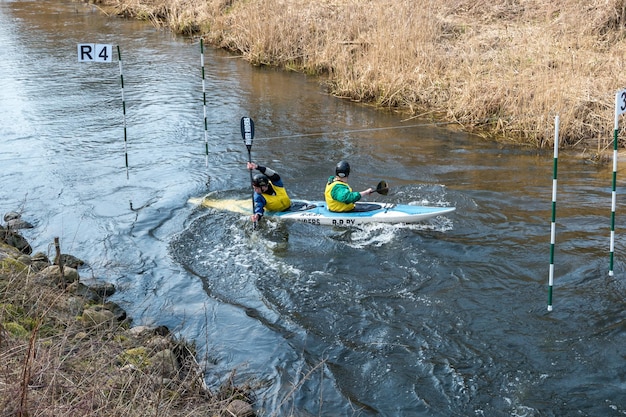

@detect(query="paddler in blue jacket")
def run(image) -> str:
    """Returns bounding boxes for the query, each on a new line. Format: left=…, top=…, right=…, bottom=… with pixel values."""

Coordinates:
left=325, top=160, right=374, bottom=212
left=247, top=162, right=291, bottom=222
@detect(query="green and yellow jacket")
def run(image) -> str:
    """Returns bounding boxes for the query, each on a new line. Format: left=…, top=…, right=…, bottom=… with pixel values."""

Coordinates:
left=324, top=176, right=362, bottom=212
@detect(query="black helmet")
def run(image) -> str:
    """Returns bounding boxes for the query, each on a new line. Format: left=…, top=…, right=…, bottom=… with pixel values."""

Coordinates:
left=252, top=173, right=269, bottom=187
left=335, top=160, right=350, bottom=177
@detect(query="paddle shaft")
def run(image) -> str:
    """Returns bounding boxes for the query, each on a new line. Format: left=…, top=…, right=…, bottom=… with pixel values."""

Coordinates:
left=247, top=146, right=257, bottom=229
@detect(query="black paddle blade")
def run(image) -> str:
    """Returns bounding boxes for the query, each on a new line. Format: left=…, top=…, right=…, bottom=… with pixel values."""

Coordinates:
left=240, top=117, right=255, bottom=148
left=376, top=180, right=389, bottom=195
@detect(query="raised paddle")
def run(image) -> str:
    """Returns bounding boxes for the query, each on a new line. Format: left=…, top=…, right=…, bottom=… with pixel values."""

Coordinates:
left=240, top=116, right=256, bottom=229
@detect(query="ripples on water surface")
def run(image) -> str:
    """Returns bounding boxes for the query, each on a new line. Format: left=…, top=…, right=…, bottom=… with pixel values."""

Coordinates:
left=1, top=1, right=626, bottom=416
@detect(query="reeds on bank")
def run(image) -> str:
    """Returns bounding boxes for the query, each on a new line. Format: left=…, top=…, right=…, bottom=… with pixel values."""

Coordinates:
left=100, top=0, right=626, bottom=151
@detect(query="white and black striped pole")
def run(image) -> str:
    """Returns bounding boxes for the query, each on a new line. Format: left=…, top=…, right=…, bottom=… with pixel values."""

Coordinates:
left=609, top=89, right=626, bottom=276
left=117, top=45, right=129, bottom=180
left=78, top=43, right=130, bottom=205
left=547, top=115, right=559, bottom=312
left=200, top=39, right=209, bottom=167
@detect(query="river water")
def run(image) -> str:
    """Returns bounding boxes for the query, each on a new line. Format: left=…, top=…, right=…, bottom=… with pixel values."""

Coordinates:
left=1, top=1, right=625, bottom=416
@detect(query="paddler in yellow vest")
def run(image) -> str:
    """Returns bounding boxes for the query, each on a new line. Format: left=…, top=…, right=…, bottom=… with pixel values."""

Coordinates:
left=325, top=160, right=374, bottom=212
left=247, top=161, right=291, bottom=222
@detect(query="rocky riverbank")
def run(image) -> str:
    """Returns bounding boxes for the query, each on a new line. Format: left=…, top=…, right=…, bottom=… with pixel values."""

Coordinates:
left=0, top=212, right=255, bottom=416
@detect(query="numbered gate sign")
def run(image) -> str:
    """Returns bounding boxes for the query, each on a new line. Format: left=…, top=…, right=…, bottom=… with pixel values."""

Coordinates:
left=77, top=44, right=113, bottom=63
left=616, top=88, right=626, bottom=118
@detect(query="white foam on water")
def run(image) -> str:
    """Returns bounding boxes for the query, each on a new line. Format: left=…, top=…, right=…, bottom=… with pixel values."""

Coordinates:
left=343, top=217, right=455, bottom=249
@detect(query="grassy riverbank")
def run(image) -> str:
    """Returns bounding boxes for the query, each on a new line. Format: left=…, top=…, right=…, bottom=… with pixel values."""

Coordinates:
left=0, top=236, right=255, bottom=416
left=96, top=0, right=626, bottom=153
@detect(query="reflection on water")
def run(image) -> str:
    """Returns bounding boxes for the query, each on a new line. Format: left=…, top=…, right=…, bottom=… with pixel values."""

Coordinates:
left=1, top=1, right=626, bottom=416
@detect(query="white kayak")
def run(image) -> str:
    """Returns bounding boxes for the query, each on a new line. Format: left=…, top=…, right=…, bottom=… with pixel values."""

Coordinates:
left=193, top=196, right=455, bottom=226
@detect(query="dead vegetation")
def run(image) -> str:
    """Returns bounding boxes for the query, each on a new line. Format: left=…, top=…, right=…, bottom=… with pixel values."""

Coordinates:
left=93, top=0, right=626, bottom=153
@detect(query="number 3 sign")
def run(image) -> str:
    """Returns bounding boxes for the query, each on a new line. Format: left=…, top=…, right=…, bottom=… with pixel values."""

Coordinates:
left=615, top=88, right=626, bottom=119
left=77, top=44, right=113, bottom=63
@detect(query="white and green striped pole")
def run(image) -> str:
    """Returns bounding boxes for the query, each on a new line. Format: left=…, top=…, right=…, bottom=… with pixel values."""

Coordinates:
left=609, top=89, right=626, bottom=276
left=200, top=38, right=209, bottom=167
left=548, top=115, right=559, bottom=311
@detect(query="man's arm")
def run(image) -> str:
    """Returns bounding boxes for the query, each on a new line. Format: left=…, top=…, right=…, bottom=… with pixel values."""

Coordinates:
left=253, top=193, right=266, bottom=216
left=257, top=165, right=284, bottom=187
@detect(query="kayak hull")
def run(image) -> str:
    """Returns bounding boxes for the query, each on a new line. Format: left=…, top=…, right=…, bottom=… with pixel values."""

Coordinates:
left=195, top=196, right=455, bottom=226
left=269, top=200, right=455, bottom=226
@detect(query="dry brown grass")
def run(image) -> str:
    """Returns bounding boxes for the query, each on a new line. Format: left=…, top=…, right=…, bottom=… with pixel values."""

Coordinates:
left=0, top=245, right=254, bottom=417
left=96, top=0, right=626, bottom=150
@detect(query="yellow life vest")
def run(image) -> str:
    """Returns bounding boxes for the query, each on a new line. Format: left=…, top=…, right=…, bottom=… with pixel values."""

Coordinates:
left=263, top=183, right=291, bottom=212
left=325, top=179, right=355, bottom=212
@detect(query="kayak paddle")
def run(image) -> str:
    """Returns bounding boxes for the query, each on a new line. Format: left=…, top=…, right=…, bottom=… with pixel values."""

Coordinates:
left=375, top=180, right=389, bottom=195
left=240, top=116, right=256, bottom=228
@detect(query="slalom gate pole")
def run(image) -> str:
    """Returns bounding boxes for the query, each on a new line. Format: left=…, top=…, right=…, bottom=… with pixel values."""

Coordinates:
left=609, top=89, right=626, bottom=276
left=117, top=45, right=129, bottom=180
left=201, top=38, right=209, bottom=167
left=117, top=45, right=133, bottom=211
left=609, top=127, right=618, bottom=277
left=547, top=115, right=559, bottom=312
